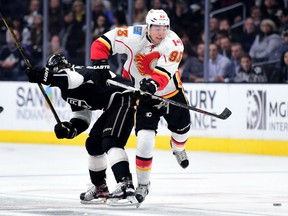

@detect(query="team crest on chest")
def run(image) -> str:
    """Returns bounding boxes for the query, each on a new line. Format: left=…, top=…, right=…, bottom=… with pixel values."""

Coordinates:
left=67, top=97, right=92, bottom=109
left=134, top=52, right=161, bottom=75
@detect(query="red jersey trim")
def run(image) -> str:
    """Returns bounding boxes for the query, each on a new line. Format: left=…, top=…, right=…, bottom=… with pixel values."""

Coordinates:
left=115, top=39, right=134, bottom=77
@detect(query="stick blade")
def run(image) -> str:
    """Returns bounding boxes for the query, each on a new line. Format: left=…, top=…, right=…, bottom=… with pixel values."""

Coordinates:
left=218, top=108, right=232, bottom=120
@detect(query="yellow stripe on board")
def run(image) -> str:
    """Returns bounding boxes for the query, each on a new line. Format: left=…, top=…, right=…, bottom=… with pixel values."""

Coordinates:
left=0, top=130, right=87, bottom=146
left=0, top=130, right=288, bottom=156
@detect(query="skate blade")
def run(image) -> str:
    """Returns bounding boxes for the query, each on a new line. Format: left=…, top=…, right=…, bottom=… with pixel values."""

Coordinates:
left=80, top=198, right=106, bottom=205
left=106, top=196, right=140, bottom=207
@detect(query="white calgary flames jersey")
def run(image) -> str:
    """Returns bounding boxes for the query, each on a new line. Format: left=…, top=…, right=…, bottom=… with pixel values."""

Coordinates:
left=96, top=25, right=184, bottom=98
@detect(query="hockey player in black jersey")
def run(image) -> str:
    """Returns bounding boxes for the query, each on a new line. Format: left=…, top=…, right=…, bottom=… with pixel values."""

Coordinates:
left=25, top=54, right=138, bottom=206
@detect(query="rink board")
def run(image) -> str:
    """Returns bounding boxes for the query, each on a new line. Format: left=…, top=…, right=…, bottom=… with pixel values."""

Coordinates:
left=0, top=82, right=288, bottom=155
left=0, top=131, right=287, bottom=156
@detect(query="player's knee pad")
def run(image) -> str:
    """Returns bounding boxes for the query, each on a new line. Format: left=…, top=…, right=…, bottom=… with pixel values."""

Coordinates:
left=136, top=129, right=155, bottom=158
left=107, top=147, right=129, bottom=167
left=88, top=154, right=107, bottom=172
left=85, top=136, right=104, bottom=155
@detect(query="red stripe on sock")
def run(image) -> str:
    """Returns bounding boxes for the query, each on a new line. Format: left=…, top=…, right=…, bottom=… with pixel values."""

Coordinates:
left=171, top=137, right=187, bottom=147
left=136, top=157, right=152, bottom=169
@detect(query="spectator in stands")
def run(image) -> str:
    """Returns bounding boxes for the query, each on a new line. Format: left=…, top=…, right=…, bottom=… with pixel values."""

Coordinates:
left=209, top=17, right=219, bottom=43
left=133, top=0, right=148, bottom=25
left=151, top=0, right=168, bottom=10
left=208, top=43, right=232, bottom=82
left=72, top=0, right=86, bottom=26
left=178, top=30, right=194, bottom=74
left=240, top=17, right=258, bottom=53
left=9, top=16, right=31, bottom=47
left=218, top=18, right=241, bottom=42
left=30, top=14, right=43, bottom=67
left=169, top=0, right=196, bottom=31
left=47, top=34, right=68, bottom=58
left=49, top=0, right=65, bottom=38
left=234, top=54, right=267, bottom=83
left=24, top=0, right=41, bottom=29
left=179, top=30, right=193, bottom=52
left=92, top=0, right=114, bottom=28
left=219, top=36, right=232, bottom=58
left=215, top=30, right=230, bottom=47
left=249, top=6, right=262, bottom=31
left=269, top=29, right=288, bottom=62
left=92, top=14, right=110, bottom=40
left=62, top=1, right=86, bottom=65
left=276, top=8, right=288, bottom=33
left=275, top=50, right=288, bottom=83
left=110, top=9, right=127, bottom=29
left=0, top=29, right=27, bottom=81
left=260, top=0, right=283, bottom=27
left=230, top=42, right=245, bottom=80
left=249, top=19, right=282, bottom=63
left=181, top=42, right=204, bottom=82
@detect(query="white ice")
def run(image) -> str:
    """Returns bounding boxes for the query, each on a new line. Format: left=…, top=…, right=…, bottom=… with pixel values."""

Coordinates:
left=0, top=143, right=288, bottom=216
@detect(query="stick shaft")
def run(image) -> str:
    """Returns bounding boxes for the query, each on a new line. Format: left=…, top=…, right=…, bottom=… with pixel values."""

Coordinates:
left=107, top=79, right=231, bottom=120
left=0, top=11, right=61, bottom=123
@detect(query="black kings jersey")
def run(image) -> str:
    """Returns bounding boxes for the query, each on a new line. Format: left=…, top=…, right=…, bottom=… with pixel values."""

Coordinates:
left=50, top=65, right=134, bottom=112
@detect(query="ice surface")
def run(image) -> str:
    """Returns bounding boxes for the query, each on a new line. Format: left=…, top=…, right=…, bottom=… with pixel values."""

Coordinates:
left=0, top=143, right=287, bottom=216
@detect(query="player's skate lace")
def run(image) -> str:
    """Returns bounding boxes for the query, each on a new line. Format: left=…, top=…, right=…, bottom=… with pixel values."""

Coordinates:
left=173, top=149, right=189, bottom=169
left=107, top=176, right=135, bottom=199
left=80, top=180, right=109, bottom=201
left=135, top=182, right=150, bottom=203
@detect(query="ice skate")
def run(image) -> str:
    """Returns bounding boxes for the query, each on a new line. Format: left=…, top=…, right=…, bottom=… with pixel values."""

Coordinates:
left=80, top=180, right=109, bottom=204
left=173, top=149, right=189, bottom=168
left=135, top=182, right=150, bottom=207
left=171, top=141, right=189, bottom=168
left=106, top=176, right=138, bottom=207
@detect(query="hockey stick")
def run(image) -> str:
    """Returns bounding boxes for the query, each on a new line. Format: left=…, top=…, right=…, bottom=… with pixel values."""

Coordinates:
left=0, top=11, right=61, bottom=124
left=107, top=79, right=232, bottom=120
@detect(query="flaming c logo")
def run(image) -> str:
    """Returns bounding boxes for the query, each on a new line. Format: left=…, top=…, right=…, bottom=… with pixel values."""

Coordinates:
left=134, top=52, right=160, bottom=76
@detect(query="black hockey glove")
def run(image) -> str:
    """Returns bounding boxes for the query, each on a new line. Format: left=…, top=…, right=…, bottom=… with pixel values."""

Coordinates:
left=25, top=67, right=52, bottom=85
left=92, top=59, right=111, bottom=87
left=136, top=78, right=159, bottom=101
left=54, top=121, right=77, bottom=139
left=140, top=78, right=159, bottom=94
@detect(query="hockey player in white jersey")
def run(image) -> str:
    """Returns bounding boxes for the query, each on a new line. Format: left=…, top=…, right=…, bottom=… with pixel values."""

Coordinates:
left=90, top=9, right=191, bottom=206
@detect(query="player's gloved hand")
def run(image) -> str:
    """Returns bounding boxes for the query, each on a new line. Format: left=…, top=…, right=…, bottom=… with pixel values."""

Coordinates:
left=25, top=67, right=52, bottom=85
left=54, top=122, right=77, bottom=139
left=92, top=59, right=111, bottom=87
left=137, top=78, right=159, bottom=101
left=140, top=78, right=159, bottom=94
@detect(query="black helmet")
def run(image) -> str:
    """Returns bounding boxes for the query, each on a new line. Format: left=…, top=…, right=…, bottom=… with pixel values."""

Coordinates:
left=46, top=54, right=70, bottom=73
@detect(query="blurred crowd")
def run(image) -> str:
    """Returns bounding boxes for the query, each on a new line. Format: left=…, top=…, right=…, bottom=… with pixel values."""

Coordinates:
left=0, top=0, right=288, bottom=83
